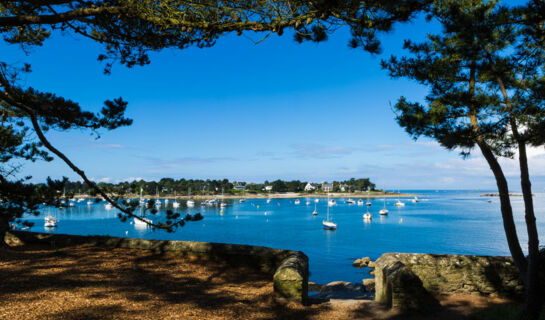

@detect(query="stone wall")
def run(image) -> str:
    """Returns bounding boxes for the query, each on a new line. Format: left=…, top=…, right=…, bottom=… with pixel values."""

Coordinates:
left=375, top=253, right=523, bottom=312
left=6, top=231, right=309, bottom=304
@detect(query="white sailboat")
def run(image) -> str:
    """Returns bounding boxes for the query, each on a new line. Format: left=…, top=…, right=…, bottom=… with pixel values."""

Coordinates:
left=322, top=194, right=337, bottom=230
left=363, top=208, right=372, bottom=220
left=347, top=198, right=356, bottom=204
left=44, top=208, right=58, bottom=227
left=379, top=198, right=389, bottom=215
left=315, top=198, right=320, bottom=203
left=312, top=202, right=318, bottom=215
left=155, top=187, right=161, bottom=207
left=395, top=190, right=405, bottom=207
left=328, top=198, right=336, bottom=206
left=105, top=202, right=112, bottom=210
left=357, top=199, right=364, bottom=206
left=220, top=187, right=227, bottom=207
left=411, top=196, right=419, bottom=203
left=294, top=199, right=300, bottom=205
left=187, top=188, right=195, bottom=207
left=172, top=191, right=180, bottom=208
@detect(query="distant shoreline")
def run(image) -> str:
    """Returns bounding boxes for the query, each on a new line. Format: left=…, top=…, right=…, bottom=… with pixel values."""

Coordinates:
left=73, top=192, right=423, bottom=200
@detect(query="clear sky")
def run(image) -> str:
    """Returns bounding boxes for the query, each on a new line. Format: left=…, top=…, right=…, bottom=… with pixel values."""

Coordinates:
left=2, top=12, right=544, bottom=191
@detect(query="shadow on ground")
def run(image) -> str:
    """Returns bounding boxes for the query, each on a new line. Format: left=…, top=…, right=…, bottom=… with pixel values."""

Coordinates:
left=0, top=243, right=519, bottom=320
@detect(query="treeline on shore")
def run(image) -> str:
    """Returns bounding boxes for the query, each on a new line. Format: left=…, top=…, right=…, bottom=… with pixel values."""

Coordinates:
left=59, top=178, right=377, bottom=196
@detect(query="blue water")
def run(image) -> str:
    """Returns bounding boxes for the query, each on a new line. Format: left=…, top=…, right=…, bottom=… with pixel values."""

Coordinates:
left=26, top=190, right=545, bottom=284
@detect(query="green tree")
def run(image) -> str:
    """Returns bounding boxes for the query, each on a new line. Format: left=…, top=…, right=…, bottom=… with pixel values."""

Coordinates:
left=382, top=1, right=544, bottom=318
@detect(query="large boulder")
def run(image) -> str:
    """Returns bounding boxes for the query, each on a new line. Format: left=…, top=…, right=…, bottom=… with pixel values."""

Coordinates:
left=273, top=252, right=309, bottom=304
left=375, top=255, right=440, bottom=314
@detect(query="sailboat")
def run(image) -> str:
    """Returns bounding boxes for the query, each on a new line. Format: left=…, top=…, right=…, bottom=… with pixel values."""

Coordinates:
left=294, top=199, right=300, bottom=205
left=44, top=208, right=58, bottom=227
left=395, top=190, right=405, bottom=207
left=155, top=187, right=161, bottom=207
left=312, top=202, right=318, bottom=215
left=172, top=191, right=180, bottom=208
left=357, top=199, right=364, bottom=206
left=187, top=187, right=195, bottom=207
left=379, top=198, right=389, bottom=215
left=363, top=207, right=372, bottom=220
left=347, top=198, right=356, bottom=204
left=220, top=187, right=227, bottom=207
left=133, top=207, right=152, bottom=228
left=139, top=188, right=145, bottom=207
left=411, top=196, right=419, bottom=203
left=322, top=194, right=337, bottom=230
left=315, top=198, right=320, bottom=203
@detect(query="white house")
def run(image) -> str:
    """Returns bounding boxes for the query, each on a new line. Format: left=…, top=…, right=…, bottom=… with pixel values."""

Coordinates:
left=304, top=182, right=316, bottom=191
left=322, top=182, right=333, bottom=192
left=264, top=185, right=273, bottom=191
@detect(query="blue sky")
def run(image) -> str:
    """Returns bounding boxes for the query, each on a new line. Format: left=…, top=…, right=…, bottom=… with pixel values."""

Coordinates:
left=2, top=13, right=544, bottom=190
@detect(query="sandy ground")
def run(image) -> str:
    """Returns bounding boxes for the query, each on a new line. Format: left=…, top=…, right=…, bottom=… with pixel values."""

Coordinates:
left=0, top=244, right=511, bottom=320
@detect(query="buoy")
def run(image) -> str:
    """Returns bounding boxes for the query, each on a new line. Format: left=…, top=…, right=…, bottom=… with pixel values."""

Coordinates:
left=257, top=205, right=259, bottom=209
left=220, top=210, right=223, bottom=215
left=125, top=231, right=128, bottom=235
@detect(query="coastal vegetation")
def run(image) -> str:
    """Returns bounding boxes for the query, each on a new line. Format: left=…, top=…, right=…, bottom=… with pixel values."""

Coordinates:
left=60, top=177, right=377, bottom=196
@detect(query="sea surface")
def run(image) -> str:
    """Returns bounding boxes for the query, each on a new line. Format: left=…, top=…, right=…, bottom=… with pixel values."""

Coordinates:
left=26, top=190, right=545, bottom=285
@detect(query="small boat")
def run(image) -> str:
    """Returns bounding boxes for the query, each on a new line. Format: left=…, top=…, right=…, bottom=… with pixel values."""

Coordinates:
left=187, top=188, right=195, bottom=207
left=315, top=198, right=320, bottom=203
left=328, top=199, right=336, bottom=206
left=239, top=199, right=246, bottom=203
left=363, top=211, right=372, bottom=220
left=294, top=199, right=300, bottom=205
left=366, top=201, right=371, bottom=206
left=105, top=203, right=112, bottom=210
left=411, top=197, right=419, bottom=203
left=69, top=201, right=75, bottom=207
left=357, top=199, right=364, bottom=206
left=220, top=188, right=226, bottom=208
left=347, top=198, right=356, bottom=204
left=306, top=200, right=311, bottom=205
left=133, top=216, right=152, bottom=227
left=44, top=215, right=58, bottom=227
left=172, top=191, right=180, bottom=208
left=266, top=198, right=271, bottom=204
left=312, top=202, right=318, bottom=215
left=379, top=208, right=389, bottom=215
left=322, top=195, right=337, bottom=230
left=87, top=199, right=93, bottom=205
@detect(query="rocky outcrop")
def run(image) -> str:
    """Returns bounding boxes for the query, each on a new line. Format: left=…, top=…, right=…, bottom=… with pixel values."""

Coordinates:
left=375, top=255, right=440, bottom=313
left=374, top=253, right=524, bottom=313
left=362, top=278, right=375, bottom=291
left=8, top=231, right=309, bottom=304
left=353, top=257, right=372, bottom=268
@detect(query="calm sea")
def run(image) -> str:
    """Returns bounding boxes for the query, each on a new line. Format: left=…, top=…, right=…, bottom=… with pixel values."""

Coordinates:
left=27, top=190, right=545, bottom=284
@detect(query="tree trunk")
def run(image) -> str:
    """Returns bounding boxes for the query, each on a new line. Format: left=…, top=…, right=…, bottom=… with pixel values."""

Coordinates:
left=475, top=141, right=528, bottom=280
left=517, top=141, right=543, bottom=320
left=0, top=215, right=10, bottom=249
left=466, top=63, right=528, bottom=280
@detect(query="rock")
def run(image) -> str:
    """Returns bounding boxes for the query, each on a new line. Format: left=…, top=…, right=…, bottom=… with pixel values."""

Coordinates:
left=368, top=261, right=376, bottom=268
left=369, top=270, right=375, bottom=276
left=352, top=257, right=371, bottom=268
left=363, top=278, right=375, bottom=291
left=310, top=281, right=371, bottom=301
left=273, top=252, right=309, bottom=304
left=374, top=257, right=440, bottom=314
left=308, top=281, right=323, bottom=292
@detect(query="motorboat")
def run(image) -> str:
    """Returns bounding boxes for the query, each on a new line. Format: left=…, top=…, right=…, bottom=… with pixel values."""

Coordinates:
left=347, top=198, right=356, bottom=204
left=411, top=197, right=419, bottom=203
left=294, top=199, right=300, bottom=205
left=363, top=211, right=372, bottom=220
left=105, top=203, right=112, bottom=210
left=357, top=199, right=364, bottom=206
left=328, top=199, right=336, bottom=206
